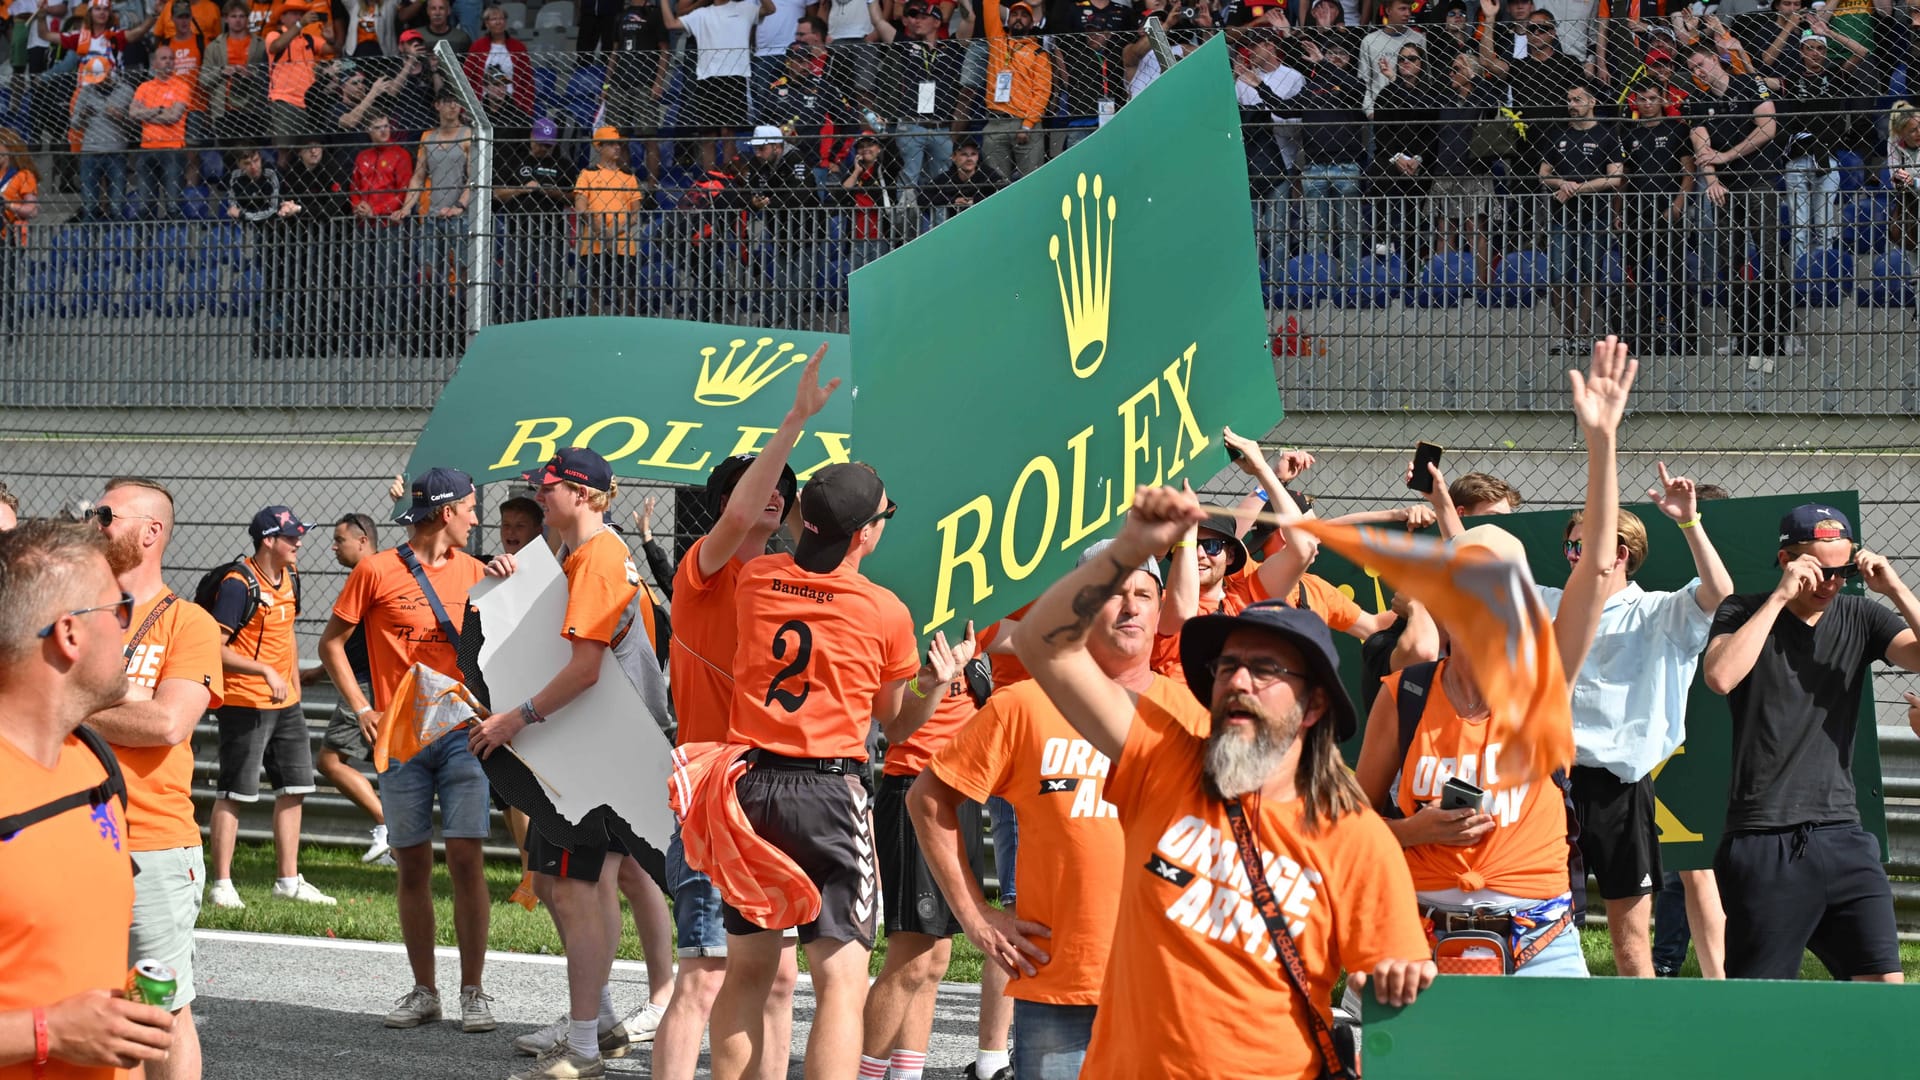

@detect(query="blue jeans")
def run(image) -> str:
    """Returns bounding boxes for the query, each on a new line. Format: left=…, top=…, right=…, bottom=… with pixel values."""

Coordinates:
left=666, top=825, right=729, bottom=958
left=378, top=733, right=491, bottom=848
left=750, top=53, right=786, bottom=124
left=894, top=123, right=953, bottom=190
left=452, top=0, right=482, bottom=37
left=1651, top=870, right=1691, bottom=972
left=78, top=153, right=128, bottom=220
left=1012, top=1000, right=1095, bottom=1079
left=986, top=794, right=1017, bottom=905
left=1784, top=154, right=1840, bottom=266
left=1300, top=163, right=1363, bottom=268
left=1514, top=913, right=1590, bottom=978
left=136, top=149, right=184, bottom=220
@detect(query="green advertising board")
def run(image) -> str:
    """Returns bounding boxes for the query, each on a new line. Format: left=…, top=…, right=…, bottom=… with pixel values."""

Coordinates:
left=405, top=317, right=852, bottom=487
left=1311, top=490, right=1887, bottom=869
left=1363, top=974, right=1918, bottom=1077
left=850, top=35, right=1278, bottom=636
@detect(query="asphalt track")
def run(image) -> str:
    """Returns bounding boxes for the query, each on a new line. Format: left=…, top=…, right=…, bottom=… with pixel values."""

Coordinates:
left=193, top=930, right=985, bottom=1079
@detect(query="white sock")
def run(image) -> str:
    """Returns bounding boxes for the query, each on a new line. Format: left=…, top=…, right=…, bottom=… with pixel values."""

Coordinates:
left=371, top=824, right=387, bottom=841
left=569, top=1018, right=601, bottom=1060
left=889, top=1048, right=927, bottom=1080
left=857, top=1055, right=890, bottom=1079
left=213, top=878, right=234, bottom=889
left=597, top=985, right=617, bottom=1028
left=974, top=1049, right=1010, bottom=1078
left=275, top=876, right=299, bottom=890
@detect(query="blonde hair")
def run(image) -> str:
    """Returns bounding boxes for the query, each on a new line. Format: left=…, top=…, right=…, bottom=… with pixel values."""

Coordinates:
left=1893, top=100, right=1920, bottom=142
left=562, top=479, right=618, bottom=513
left=1564, top=507, right=1649, bottom=576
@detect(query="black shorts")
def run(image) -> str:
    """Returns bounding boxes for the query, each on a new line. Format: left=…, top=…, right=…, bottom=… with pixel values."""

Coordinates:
left=1570, top=765, right=1660, bottom=900
left=688, top=75, right=749, bottom=132
left=1715, top=822, right=1900, bottom=979
left=875, top=772, right=984, bottom=939
left=528, top=824, right=628, bottom=882
left=215, top=703, right=316, bottom=802
left=722, top=761, right=877, bottom=947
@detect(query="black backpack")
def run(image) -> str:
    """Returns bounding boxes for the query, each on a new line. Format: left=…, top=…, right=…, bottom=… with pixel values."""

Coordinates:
left=1382, top=660, right=1587, bottom=921
left=192, top=558, right=301, bottom=638
left=0, top=725, right=128, bottom=843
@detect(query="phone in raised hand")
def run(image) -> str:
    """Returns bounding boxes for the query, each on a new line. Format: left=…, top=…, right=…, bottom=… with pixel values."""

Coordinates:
left=1407, top=441, right=1444, bottom=494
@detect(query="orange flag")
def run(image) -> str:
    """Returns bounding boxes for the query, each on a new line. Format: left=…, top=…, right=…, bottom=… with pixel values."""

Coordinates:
left=669, top=743, right=823, bottom=929
left=373, top=663, right=484, bottom=773
left=1295, top=520, right=1575, bottom=782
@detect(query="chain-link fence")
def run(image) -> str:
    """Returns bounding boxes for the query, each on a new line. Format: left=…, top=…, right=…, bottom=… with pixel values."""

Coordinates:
left=4, top=11, right=1920, bottom=725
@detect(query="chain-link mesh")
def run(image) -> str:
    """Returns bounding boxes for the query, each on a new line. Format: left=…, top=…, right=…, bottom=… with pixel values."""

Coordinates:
left=3, top=10, right=1920, bottom=703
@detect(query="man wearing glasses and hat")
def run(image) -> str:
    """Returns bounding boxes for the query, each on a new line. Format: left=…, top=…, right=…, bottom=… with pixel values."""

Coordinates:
left=1702, top=504, right=1920, bottom=981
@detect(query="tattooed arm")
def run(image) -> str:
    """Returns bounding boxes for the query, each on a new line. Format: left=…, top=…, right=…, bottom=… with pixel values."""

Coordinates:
left=1015, top=486, right=1207, bottom=761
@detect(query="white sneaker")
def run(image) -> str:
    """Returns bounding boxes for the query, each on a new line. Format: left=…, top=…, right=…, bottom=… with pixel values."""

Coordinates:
left=361, top=825, right=391, bottom=863
left=618, top=1002, right=664, bottom=1045
left=270, top=875, right=337, bottom=905
left=458, top=986, right=497, bottom=1033
left=383, top=986, right=442, bottom=1029
left=373, top=850, right=396, bottom=867
left=513, top=1016, right=626, bottom=1058
left=206, top=880, right=245, bottom=910
left=1783, top=335, right=1808, bottom=357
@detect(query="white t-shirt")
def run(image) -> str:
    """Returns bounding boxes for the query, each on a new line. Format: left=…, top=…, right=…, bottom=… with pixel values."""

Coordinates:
left=824, top=0, right=873, bottom=42
left=485, top=41, right=516, bottom=89
left=681, top=0, right=761, bottom=80
left=755, top=0, right=807, bottom=57
left=10, top=0, right=54, bottom=49
left=1128, top=43, right=1183, bottom=100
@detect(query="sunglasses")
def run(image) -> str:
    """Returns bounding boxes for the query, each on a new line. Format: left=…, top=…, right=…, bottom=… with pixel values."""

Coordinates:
left=865, top=500, right=898, bottom=527
left=1820, top=562, right=1860, bottom=581
left=1526, top=23, right=1554, bottom=32
left=85, top=505, right=159, bottom=529
left=37, top=591, right=136, bottom=639
left=1563, top=537, right=1626, bottom=559
left=1196, top=536, right=1233, bottom=557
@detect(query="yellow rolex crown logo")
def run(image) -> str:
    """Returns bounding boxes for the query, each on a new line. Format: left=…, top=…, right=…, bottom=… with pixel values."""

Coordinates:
left=1049, top=172, right=1118, bottom=380
left=694, top=337, right=804, bottom=406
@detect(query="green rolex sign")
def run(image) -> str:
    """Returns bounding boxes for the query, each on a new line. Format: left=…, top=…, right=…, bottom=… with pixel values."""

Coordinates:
left=405, top=317, right=852, bottom=487
left=850, top=35, right=1278, bottom=635
left=1310, top=490, right=1888, bottom=870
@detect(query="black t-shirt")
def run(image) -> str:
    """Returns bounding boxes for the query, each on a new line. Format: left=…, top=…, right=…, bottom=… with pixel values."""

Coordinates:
left=1544, top=121, right=1620, bottom=182
left=344, top=622, right=370, bottom=683
left=612, top=2, right=668, bottom=87
left=1709, top=591, right=1907, bottom=832
left=1683, top=75, right=1783, bottom=182
left=1778, top=64, right=1870, bottom=160
left=1624, top=117, right=1690, bottom=194
left=1505, top=52, right=1585, bottom=123
left=494, top=144, right=577, bottom=214
left=885, top=38, right=966, bottom=127
left=1359, top=620, right=1408, bottom=717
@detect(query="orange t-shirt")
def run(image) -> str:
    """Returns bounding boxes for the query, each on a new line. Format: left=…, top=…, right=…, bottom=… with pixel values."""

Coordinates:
left=330, top=546, right=487, bottom=713
left=975, top=602, right=1034, bottom=690
left=133, top=74, right=193, bottom=150
left=575, top=165, right=642, bottom=256
left=561, top=529, right=654, bottom=648
left=268, top=27, right=326, bottom=108
left=882, top=670, right=974, bottom=777
left=115, top=591, right=224, bottom=852
left=669, top=536, right=745, bottom=747
left=0, top=733, right=136, bottom=1080
left=2, top=167, right=37, bottom=245
left=1153, top=569, right=1362, bottom=686
left=1382, top=661, right=1572, bottom=899
left=726, top=553, right=919, bottom=761
left=1082, top=692, right=1427, bottom=1080
left=214, top=557, right=301, bottom=710
left=929, top=674, right=1204, bottom=1004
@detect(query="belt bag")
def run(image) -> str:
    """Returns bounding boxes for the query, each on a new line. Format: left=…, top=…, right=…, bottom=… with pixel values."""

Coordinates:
left=1423, top=906, right=1572, bottom=975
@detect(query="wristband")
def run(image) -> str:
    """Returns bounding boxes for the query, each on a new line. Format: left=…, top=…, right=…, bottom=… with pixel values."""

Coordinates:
left=520, top=700, right=545, bottom=725
left=33, top=1006, right=48, bottom=1070
left=1677, top=516, right=1702, bottom=530
left=1172, top=540, right=1195, bottom=550
left=907, top=676, right=928, bottom=699
left=356, top=706, right=377, bottom=717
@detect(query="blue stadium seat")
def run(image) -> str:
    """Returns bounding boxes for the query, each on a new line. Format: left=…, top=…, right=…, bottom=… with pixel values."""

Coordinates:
left=1338, top=253, right=1403, bottom=308
left=1836, top=150, right=1866, bottom=192
left=1841, top=193, right=1889, bottom=255
left=1275, top=252, right=1334, bottom=308
left=1413, top=251, right=1475, bottom=308
left=1483, top=250, right=1548, bottom=308
left=1856, top=249, right=1915, bottom=308
left=1793, top=248, right=1853, bottom=308
left=228, top=267, right=263, bottom=316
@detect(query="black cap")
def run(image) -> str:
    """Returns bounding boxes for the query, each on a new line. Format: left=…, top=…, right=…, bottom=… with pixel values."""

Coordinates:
left=705, top=453, right=799, bottom=522
left=1778, top=504, right=1854, bottom=547
left=793, top=463, right=887, bottom=573
left=395, top=466, right=475, bottom=524
left=1196, top=516, right=1250, bottom=577
left=1178, top=600, right=1359, bottom=741
left=523, top=447, right=613, bottom=492
left=248, top=505, right=308, bottom=541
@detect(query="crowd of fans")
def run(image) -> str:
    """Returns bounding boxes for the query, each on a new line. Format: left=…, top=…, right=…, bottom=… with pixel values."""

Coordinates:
left=3, top=1, right=1920, bottom=355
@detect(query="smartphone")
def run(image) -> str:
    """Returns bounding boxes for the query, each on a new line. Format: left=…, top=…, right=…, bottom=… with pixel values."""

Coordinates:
left=1440, top=776, right=1485, bottom=812
left=1407, top=441, right=1444, bottom=494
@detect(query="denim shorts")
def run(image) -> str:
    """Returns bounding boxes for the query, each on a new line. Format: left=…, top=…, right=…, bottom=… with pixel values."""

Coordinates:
left=378, top=733, right=491, bottom=848
left=1012, top=1000, right=1096, bottom=1079
left=666, top=824, right=728, bottom=958
left=130, top=846, right=205, bottom=1007
left=986, top=795, right=1018, bottom=905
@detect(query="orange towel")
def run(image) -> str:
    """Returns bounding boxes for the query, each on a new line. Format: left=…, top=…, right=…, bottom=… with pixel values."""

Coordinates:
left=669, top=743, right=823, bottom=930
left=372, top=662, right=483, bottom=773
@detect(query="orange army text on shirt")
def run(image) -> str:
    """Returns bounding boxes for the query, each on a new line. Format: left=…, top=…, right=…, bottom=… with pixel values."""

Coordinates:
left=726, top=552, right=919, bottom=761
left=1381, top=661, right=1573, bottom=898
left=930, top=674, right=1205, bottom=1004
left=1083, top=691, right=1426, bottom=1080
left=116, top=590, right=224, bottom=851
left=214, top=557, right=300, bottom=709
left=669, top=535, right=746, bottom=747
left=0, top=733, right=136, bottom=1080
left=330, top=547, right=486, bottom=712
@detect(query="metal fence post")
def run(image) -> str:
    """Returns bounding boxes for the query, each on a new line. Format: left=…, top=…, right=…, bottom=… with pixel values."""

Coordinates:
left=435, top=40, right=494, bottom=338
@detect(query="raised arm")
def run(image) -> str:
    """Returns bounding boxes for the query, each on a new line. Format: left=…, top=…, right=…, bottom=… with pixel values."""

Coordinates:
left=1644, top=462, right=1734, bottom=614
left=1552, top=336, right=1637, bottom=677
left=1703, top=565, right=1813, bottom=694
left=881, top=624, right=976, bottom=745
left=1014, top=486, right=1206, bottom=761
left=697, top=344, right=837, bottom=579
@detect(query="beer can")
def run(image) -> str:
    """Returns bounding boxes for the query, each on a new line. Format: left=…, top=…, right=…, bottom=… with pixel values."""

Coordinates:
left=127, top=960, right=178, bottom=1011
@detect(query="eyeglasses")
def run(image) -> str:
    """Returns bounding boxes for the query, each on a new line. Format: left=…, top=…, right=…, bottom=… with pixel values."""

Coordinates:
left=85, top=505, right=159, bottom=529
left=37, top=592, right=136, bottom=639
left=1196, top=536, right=1232, bottom=557
left=865, top=500, right=898, bottom=527
left=1526, top=23, right=1553, bottom=32
left=1207, top=655, right=1310, bottom=690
